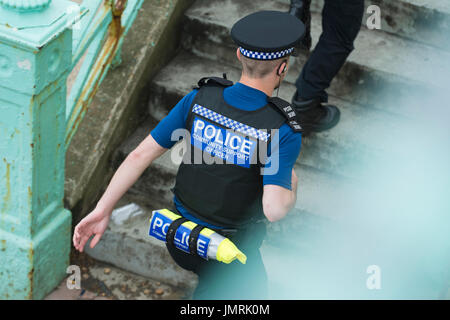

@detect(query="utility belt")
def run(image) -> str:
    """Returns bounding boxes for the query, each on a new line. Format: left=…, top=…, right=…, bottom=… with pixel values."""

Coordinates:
left=148, top=209, right=248, bottom=265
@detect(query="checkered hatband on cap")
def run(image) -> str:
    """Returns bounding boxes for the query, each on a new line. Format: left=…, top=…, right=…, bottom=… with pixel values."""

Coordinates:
left=239, top=47, right=294, bottom=60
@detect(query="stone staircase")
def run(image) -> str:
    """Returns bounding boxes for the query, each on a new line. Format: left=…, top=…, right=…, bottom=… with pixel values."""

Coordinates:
left=85, top=0, right=450, bottom=299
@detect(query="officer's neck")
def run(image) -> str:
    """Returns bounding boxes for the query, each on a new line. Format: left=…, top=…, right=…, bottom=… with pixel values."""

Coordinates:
left=238, top=74, right=276, bottom=97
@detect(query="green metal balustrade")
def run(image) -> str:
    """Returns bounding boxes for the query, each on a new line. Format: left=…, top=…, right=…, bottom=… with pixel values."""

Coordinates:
left=0, top=0, right=144, bottom=299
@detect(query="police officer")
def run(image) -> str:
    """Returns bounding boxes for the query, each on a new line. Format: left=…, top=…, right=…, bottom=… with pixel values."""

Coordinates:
left=73, top=11, right=305, bottom=299
left=289, top=0, right=365, bottom=134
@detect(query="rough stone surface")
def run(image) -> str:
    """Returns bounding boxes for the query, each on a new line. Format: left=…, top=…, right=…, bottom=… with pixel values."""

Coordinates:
left=87, top=264, right=187, bottom=300
left=280, top=0, right=450, bottom=50
left=65, top=0, right=194, bottom=222
left=84, top=196, right=198, bottom=292
left=183, top=0, right=450, bottom=116
left=45, top=279, right=111, bottom=300
left=46, top=252, right=188, bottom=300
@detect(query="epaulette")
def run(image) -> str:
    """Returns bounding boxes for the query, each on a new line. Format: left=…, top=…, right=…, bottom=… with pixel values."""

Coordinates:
left=194, top=74, right=234, bottom=89
left=268, top=97, right=303, bottom=133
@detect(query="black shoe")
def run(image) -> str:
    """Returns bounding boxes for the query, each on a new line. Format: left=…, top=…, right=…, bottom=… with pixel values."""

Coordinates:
left=288, top=0, right=312, bottom=51
left=291, top=91, right=340, bottom=135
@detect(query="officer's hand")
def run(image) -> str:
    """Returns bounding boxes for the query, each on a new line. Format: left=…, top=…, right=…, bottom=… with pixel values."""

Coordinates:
left=73, top=207, right=111, bottom=252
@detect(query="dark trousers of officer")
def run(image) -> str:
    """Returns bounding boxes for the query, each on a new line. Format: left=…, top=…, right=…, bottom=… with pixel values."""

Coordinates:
left=166, top=221, right=268, bottom=300
left=296, top=0, right=365, bottom=103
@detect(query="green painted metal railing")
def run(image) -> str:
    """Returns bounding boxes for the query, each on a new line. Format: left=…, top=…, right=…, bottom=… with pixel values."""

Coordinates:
left=0, top=0, right=143, bottom=299
left=66, top=0, right=144, bottom=146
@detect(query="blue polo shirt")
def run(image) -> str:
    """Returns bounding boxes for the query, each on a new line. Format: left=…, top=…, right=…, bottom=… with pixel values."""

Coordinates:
left=150, top=82, right=302, bottom=228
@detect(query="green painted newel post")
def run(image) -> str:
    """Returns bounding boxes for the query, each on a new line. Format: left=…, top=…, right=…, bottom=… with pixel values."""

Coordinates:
left=0, top=0, right=77, bottom=299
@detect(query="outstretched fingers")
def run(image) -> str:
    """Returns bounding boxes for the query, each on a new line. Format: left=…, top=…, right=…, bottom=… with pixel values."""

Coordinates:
left=73, top=225, right=82, bottom=250
left=73, top=222, right=91, bottom=252
left=73, top=231, right=79, bottom=250
left=89, top=233, right=103, bottom=249
left=78, top=233, right=91, bottom=253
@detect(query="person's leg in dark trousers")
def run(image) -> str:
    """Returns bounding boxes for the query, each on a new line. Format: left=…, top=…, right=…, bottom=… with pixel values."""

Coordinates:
left=291, top=0, right=365, bottom=133
left=193, top=223, right=268, bottom=300
left=193, top=246, right=268, bottom=300
left=166, top=223, right=268, bottom=300
left=296, top=0, right=365, bottom=102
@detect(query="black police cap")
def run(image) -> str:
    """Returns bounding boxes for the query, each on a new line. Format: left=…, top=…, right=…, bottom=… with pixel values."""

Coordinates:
left=231, top=10, right=305, bottom=60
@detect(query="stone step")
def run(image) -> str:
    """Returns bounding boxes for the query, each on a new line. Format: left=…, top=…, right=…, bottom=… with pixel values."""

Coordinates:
left=278, top=0, right=450, bottom=51
left=146, top=50, right=405, bottom=179
left=182, top=0, right=450, bottom=117
left=70, top=250, right=189, bottom=300
left=85, top=264, right=188, bottom=300
left=83, top=195, right=198, bottom=296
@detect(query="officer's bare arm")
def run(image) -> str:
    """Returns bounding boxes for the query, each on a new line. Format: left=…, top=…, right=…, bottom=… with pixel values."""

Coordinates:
left=96, top=135, right=167, bottom=213
left=262, top=170, right=298, bottom=222
left=73, top=134, right=167, bottom=252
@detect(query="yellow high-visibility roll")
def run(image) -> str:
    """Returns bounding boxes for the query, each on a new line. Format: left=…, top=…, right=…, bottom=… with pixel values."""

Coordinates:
left=148, top=209, right=247, bottom=264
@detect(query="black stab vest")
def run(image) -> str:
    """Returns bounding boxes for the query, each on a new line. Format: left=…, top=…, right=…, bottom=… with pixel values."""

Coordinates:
left=173, top=78, right=297, bottom=229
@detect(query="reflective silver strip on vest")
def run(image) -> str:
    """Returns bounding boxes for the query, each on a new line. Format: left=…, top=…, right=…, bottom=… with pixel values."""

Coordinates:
left=192, top=104, right=271, bottom=142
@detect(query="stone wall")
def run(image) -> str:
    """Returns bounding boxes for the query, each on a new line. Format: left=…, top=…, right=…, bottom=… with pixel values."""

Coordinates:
left=65, top=0, right=195, bottom=224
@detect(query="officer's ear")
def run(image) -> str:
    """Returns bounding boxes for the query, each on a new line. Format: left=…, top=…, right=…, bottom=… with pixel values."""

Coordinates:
left=277, top=60, right=288, bottom=76
left=236, top=48, right=241, bottom=61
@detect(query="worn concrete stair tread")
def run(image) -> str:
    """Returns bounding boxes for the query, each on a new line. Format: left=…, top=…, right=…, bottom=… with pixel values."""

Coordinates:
left=182, top=0, right=449, bottom=116
left=79, top=260, right=188, bottom=300
left=84, top=194, right=198, bottom=294
left=399, top=0, right=450, bottom=14
left=147, top=50, right=404, bottom=178
left=296, top=0, right=450, bottom=16
left=278, top=0, right=450, bottom=50
left=185, top=0, right=450, bottom=88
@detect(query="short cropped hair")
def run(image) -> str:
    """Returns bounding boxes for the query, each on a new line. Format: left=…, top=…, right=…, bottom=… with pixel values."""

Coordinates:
left=240, top=54, right=289, bottom=79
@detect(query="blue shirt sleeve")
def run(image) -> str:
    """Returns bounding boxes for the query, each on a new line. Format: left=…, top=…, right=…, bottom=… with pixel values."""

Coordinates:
left=263, top=124, right=302, bottom=190
left=150, top=89, right=198, bottom=149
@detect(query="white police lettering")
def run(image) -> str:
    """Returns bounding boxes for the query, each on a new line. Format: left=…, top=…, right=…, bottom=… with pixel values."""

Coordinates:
left=153, top=217, right=163, bottom=229
left=283, top=105, right=293, bottom=112
left=241, top=139, right=252, bottom=155
left=171, top=224, right=210, bottom=259
left=197, top=238, right=207, bottom=257
left=149, top=212, right=172, bottom=241
left=174, top=227, right=190, bottom=248
left=194, top=118, right=205, bottom=132
left=148, top=211, right=211, bottom=260
left=191, top=116, right=257, bottom=168
left=194, top=118, right=252, bottom=155
left=168, top=120, right=282, bottom=175
left=204, top=125, right=216, bottom=139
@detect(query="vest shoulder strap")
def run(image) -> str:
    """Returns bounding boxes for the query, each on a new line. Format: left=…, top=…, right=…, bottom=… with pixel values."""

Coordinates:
left=194, top=75, right=234, bottom=90
left=268, top=97, right=303, bottom=133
